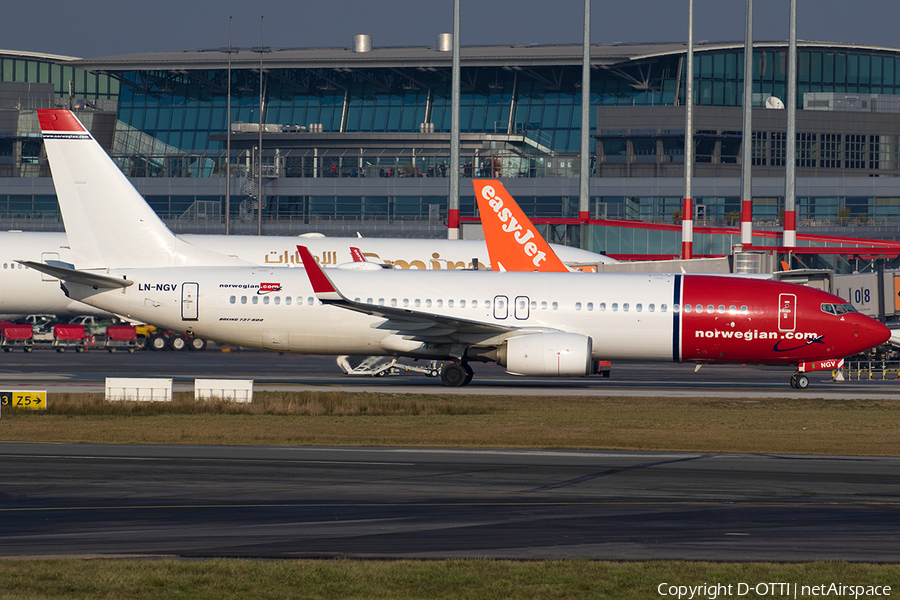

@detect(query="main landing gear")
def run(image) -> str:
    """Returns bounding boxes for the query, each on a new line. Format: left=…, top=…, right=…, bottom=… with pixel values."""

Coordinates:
left=790, top=372, right=809, bottom=389
left=440, top=361, right=474, bottom=387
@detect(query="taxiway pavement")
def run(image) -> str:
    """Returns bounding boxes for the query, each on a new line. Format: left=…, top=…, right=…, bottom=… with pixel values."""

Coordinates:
left=1, top=443, right=898, bottom=561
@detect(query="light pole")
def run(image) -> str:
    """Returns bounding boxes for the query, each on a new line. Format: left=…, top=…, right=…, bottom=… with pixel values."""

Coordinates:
left=740, top=0, right=754, bottom=246
left=253, top=16, right=272, bottom=236
left=682, top=0, right=694, bottom=260
left=448, top=0, right=460, bottom=240
left=579, top=0, right=591, bottom=247
left=784, top=0, right=797, bottom=249
left=220, top=17, right=238, bottom=235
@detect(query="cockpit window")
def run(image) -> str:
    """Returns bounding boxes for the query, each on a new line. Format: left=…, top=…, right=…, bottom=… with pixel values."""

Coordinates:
left=821, top=303, right=859, bottom=315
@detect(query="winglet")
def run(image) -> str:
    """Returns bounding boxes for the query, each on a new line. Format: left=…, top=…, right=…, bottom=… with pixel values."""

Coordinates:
left=473, top=179, right=569, bottom=272
left=297, top=245, right=342, bottom=301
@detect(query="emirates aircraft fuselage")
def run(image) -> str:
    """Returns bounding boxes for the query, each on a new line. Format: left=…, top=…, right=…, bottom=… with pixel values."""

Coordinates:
left=63, top=266, right=888, bottom=367
left=0, top=230, right=607, bottom=318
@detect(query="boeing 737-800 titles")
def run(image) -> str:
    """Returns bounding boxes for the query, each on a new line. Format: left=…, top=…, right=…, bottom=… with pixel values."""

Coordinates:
left=21, top=109, right=891, bottom=389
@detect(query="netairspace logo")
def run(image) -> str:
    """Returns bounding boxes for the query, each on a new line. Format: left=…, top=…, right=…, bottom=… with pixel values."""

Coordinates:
left=657, top=582, right=892, bottom=599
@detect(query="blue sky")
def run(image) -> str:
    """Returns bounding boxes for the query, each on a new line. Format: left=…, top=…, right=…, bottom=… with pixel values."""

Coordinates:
left=4, top=0, right=899, bottom=58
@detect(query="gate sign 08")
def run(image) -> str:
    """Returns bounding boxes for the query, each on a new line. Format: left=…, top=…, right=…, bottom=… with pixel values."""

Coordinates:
left=834, top=273, right=883, bottom=318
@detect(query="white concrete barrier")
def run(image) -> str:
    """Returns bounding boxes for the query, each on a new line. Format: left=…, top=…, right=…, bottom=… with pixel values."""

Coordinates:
left=194, top=379, right=254, bottom=403
left=105, top=377, right=173, bottom=402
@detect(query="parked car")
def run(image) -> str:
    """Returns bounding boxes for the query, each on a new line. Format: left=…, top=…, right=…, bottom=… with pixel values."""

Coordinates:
left=65, top=315, right=126, bottom=338
left=15, top=314, right=56, bottom=334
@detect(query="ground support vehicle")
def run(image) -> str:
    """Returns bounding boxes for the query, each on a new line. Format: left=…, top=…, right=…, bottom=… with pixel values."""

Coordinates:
left=595, top=360, right=612, bottom=377
left=1, top=323, right=34, bottom=352
left=337, top=355, right=442, bottom=378
left=52, top=324, right=88, bottom=352
left=103, top=325, right=140, bottom=353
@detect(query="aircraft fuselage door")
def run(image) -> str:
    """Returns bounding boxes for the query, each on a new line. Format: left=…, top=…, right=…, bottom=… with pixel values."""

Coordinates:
left=40, top=252, right=59, bottom=281
left=493, top=295, right=508, bottom=320
left=182, top=282, right=199, bottom=321
left=514, top=296, right=530, bottom=320
left=778, top=293, right=796, bottom=332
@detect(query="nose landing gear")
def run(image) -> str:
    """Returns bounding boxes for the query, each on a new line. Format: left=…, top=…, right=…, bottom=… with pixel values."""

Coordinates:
left=790, top=372, right=809, bottom=389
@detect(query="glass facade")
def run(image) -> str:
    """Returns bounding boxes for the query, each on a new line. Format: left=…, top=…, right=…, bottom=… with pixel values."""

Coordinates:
left=97, top=48, right=900, bottom=158
left=114, top=66, right=597, bottom=154
left=690, top=49, right=900, bottom=107
left=0, top=55, right=118, bottom=100
left=6, top=44, right=900, bottom=233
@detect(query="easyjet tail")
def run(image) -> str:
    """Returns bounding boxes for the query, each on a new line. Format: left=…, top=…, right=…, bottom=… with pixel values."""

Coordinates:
left=473, top=180, right=569, bottom=273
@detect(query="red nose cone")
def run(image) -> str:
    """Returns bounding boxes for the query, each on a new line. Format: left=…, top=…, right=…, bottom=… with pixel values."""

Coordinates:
left=853, top=316, right=891, bottom=355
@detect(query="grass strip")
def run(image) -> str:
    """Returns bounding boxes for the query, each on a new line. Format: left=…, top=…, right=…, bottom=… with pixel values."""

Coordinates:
left=0, top=558, right=898, bottom=600
left=2, top=392, right=900, bottom=455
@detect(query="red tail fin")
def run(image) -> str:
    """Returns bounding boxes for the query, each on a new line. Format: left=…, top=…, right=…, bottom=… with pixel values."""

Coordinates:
left=473, top=179, right=568, bottom=272
left=297, top=245, right=341, bottom=301
left=350, top=247, right=367, bottom=262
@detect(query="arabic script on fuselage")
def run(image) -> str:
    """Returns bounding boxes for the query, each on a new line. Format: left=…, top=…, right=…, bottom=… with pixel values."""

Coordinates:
left=263, top=249, right=484, bottom=270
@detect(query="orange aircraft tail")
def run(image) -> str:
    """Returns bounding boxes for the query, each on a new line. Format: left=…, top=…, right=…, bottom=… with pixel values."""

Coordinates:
left=472, top=179, right=569, bottom=272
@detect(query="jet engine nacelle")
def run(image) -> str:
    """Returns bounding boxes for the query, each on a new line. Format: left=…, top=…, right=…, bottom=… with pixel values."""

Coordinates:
left=500, top=332, right=592, bottom=377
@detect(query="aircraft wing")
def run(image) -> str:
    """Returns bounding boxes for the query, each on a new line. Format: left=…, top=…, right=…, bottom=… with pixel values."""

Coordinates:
left=17, top=260, right=133, bottom=289
left=330, top=298, right=514, bottom=337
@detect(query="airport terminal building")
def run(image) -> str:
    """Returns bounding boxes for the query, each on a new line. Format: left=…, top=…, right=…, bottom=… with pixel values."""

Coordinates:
left=3, top=38, right=900, bottom=267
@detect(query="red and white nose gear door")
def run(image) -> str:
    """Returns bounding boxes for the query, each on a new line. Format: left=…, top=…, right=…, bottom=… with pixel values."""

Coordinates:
left=778, top=293, right=796, bottom=332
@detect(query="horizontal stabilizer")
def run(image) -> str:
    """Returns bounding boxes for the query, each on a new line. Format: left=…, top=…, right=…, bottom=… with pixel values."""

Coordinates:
left=17, top=261, right=133, bottom=289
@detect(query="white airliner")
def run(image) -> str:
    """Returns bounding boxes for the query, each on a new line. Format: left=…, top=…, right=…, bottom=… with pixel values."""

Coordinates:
left=0, top=231, right=607, bottom=318
left=22, top=109, right=891, bottom=389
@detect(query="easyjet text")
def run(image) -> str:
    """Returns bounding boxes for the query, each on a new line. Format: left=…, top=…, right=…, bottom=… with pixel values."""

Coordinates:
left=481, top=184, right=548, bottom=268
